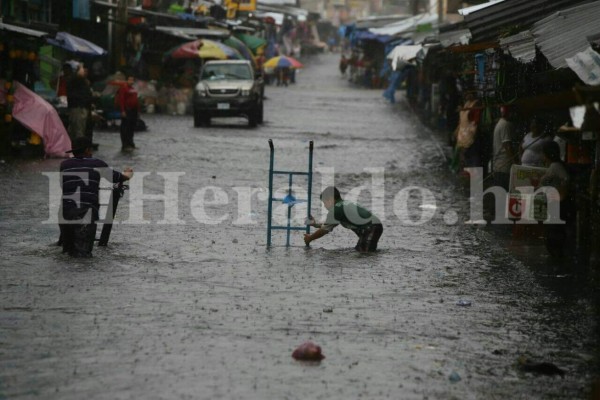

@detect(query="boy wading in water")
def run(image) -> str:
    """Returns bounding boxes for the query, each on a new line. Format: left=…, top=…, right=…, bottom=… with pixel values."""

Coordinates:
left=304, top=186, right=383, bottom=252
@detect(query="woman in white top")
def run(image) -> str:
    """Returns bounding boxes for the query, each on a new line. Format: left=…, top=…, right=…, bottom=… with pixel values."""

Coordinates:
left=520, top=117, right=553, bottom=167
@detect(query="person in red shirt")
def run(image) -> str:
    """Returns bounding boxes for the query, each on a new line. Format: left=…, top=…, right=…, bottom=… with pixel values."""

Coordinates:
left=56, top=63, right=72, bottom=98
left=117, top=74, right=140, bottom=151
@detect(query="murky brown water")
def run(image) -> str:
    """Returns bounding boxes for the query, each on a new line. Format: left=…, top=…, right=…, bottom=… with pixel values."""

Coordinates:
left=1, top=53, right=599, bottom=399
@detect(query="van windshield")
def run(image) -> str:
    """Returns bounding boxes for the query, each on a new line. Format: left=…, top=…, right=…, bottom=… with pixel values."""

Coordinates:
left=201, top=64, right=252, bottom=80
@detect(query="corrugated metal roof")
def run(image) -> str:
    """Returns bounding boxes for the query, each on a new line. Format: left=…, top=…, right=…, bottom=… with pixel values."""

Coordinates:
left=369, top=13, right=438, bottom=37
left=464, top=0, right=592, bottom=43
left=355, top=15, right=409, bottom=29
left=499, top=30, right=535, bottom=63
left=155, top=26, right=229, bottom=40
left=258, top=0, right=297, bottom=5
left=438, top=28, right=471, bottom=47
left=458, top=0, right=506, bottom=16
left=588, top=32, right=600, bottom=46
left=531, top=1, right=600, bottom=69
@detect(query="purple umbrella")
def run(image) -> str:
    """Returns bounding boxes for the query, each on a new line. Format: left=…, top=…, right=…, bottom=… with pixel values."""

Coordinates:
left=47, top=32, right=107, bottom=57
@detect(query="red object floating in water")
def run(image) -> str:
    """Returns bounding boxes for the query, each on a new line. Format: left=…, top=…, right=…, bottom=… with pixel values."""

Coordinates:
left=292, top=341, right=325, bottom=361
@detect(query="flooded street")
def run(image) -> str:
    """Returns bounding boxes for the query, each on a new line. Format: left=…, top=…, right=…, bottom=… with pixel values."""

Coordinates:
left=1, top=53, right=599, bottom=399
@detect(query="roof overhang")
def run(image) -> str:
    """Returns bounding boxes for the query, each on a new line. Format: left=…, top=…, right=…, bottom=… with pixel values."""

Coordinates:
left=155, top=26, right=229, bottom=40
left=0, top=20, right=48, bottom=38
left=369, top=13, right=439, bottom=38
left=458, top=0, right=506, bottom=16
left=256, top=4, right=308, bottom=17
left=437, top=28, right=471, bottom=47
left=499, top=30, right=536, bottom=63
left=92, top=1, right=213, bottom=26
left=531, top=1, right=600, bottom=69
left=355, top=15, right=409, bottom=30
left=257, top=0, right=297, bottom=6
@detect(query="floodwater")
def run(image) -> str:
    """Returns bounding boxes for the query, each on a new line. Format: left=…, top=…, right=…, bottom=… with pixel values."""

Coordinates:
left=1, top=53, right=599, bottom=399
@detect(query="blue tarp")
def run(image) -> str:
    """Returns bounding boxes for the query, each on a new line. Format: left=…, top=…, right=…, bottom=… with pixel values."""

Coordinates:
left=353, top=30, right=391, bottom=43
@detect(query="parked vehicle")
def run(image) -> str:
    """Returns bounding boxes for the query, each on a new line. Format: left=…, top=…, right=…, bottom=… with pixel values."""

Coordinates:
left=193, top=60, right=264, bottom=128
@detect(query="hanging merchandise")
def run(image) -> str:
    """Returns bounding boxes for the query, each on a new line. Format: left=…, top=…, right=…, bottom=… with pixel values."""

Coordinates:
left=485, top=52, right=499, bottom=96
left=496, top=61, right=517, bottom=105
left=3, top=80, right=14, bottom=124
left=475, top=53, right=485, bottom=91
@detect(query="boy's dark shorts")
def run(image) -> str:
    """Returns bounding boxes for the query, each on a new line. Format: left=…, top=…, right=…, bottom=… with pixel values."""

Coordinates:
left=354, top=224, right=383, bottom=252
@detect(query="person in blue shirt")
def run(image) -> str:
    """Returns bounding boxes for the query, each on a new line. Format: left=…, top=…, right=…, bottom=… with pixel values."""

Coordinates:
left=304, top=186, right=383, bottom=252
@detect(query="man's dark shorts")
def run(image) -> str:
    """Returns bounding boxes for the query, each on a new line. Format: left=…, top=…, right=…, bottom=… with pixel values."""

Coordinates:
left=60, top=207, right=97, bottom=258
left=354, top=224, right=383, bottom=252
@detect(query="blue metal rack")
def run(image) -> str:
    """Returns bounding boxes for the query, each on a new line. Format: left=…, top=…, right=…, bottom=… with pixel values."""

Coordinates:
left=267, top=139, right=314, bottom=247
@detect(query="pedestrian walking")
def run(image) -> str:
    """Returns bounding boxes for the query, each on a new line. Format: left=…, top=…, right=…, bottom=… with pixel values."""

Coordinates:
left=117, top=74, right=140, bottom=151
left=539, top=141, right=570, bottom=257
left=81, top=66, right=99, bottom=150
left=59, top=137, right=133, bottom=258
left=382, top=62, right=411, bottom=104
left=492, top=106, right=517, bottom=190
left=66, top=63, right=93, bottom=140
left=304, top=186, right=383, bottom=252
left=339, top=53, right=348, bottom=76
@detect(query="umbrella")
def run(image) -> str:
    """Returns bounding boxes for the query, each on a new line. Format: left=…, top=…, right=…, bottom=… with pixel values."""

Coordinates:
left=233, top=33, right=267, bottom=55
left=46, top=32, right=107, bottom=57
left=164, top=39, right=243, bottom=60
left=263, top=55, right=304, bottom=69
left=11, top=82, right=71, bottom=157
left=224, top=36, right=257, bottom=67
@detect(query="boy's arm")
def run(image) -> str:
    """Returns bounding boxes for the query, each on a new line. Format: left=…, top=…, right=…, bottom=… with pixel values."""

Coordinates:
left=306, top=215, right=321, bottom=228
left=304, top=228, right=329, bottom=246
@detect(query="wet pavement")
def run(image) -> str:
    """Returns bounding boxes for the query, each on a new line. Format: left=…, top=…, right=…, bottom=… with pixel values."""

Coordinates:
left=1, top=53, right=599, bottom=399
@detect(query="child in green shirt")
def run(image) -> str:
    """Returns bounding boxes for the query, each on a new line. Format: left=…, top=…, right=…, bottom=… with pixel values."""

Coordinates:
left=304, top=186, right=383, bottom=252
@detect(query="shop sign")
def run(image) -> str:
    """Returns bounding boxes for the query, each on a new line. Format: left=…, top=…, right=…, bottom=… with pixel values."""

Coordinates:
left=506, top=165, right=548, bottom=221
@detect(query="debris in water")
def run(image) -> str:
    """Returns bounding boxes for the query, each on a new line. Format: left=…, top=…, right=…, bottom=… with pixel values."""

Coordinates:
left=448, top=371, right=461, bottom=383
left=456, top=300, right=472, bottom=307
left=323, top=307, right=333, bottom=313
left=517, top=356, right=565, bottom=377
left=232, top=238, right=238, bottom=244
left=292, top=341, right=325, bottom=361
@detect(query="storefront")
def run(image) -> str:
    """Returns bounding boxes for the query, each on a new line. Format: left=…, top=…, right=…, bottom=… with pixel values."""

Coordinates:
left=0, top=20, right=50, bottom=157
